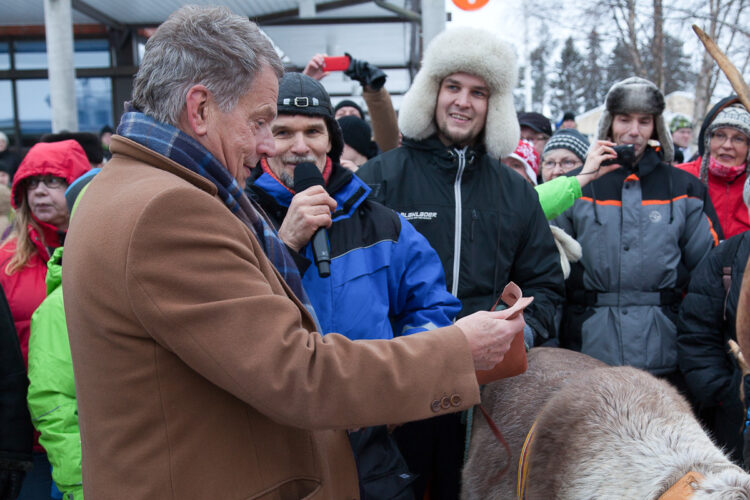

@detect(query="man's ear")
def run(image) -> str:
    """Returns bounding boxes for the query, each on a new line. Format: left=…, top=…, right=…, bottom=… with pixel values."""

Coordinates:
left=182, top=85, right=212, bottom=137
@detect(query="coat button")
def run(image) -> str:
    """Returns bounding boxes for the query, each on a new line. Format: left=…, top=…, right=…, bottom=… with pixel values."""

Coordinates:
left=431, top=400, right=441, bottom=412
left=450, top=394, right=462, bottom=407
left=440, top=396, right=451, bottom=409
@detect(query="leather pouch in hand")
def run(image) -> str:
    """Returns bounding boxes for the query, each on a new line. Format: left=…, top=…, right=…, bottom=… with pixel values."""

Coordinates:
left=475, top=282, right=533, bottom=385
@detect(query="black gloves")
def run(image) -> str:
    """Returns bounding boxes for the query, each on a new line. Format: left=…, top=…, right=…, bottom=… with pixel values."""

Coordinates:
left=344, top=53, right=387, bottom=91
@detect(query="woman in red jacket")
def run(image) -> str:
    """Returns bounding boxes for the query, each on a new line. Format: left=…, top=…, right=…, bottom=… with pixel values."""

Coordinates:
left=0, top=139, right=89, bottom=499
left=676, top=98, right=750, bottom=239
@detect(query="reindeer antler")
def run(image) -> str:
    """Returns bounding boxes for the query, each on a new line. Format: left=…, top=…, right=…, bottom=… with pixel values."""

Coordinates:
left=693, top=25, right=750, bottom=112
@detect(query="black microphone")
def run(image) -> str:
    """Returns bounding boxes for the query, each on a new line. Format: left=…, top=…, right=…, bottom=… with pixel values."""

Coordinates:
left=293, top=162, right=331, bottom=278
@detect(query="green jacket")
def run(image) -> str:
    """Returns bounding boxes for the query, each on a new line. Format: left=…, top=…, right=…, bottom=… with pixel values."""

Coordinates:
left=535, top=175, right=582, bottom=220
left=27, top=246, right=83, bottom=500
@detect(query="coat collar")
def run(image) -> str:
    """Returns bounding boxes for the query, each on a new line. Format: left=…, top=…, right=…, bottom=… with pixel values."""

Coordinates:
left=403, top=135, right=485, bottom=171
left=110, top=135, right=218, bottom=197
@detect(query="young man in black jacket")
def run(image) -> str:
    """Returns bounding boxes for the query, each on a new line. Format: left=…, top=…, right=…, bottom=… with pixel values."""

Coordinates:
left=357, top=27, right=565, bottom=499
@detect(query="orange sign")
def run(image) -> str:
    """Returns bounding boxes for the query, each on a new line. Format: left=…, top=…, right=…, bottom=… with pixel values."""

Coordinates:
left=452, top=0, right=490, bottom=11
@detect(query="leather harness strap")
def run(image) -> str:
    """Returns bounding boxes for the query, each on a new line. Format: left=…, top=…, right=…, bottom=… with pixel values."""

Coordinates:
left=515, top=420, right=538, bottom=500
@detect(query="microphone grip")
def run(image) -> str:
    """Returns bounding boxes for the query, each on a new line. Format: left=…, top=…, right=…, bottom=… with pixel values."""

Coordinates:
left=311, top=228, right=331, bottom=278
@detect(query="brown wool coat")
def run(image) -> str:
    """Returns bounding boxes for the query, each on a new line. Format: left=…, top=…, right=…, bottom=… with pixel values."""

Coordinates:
left=62, top=136, right=480, bottom=500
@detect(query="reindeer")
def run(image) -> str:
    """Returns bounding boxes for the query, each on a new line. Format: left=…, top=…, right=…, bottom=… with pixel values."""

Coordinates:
left=462, top=348, right=750, bottom=499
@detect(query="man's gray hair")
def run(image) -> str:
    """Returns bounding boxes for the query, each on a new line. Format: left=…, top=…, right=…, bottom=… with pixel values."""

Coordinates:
left=131, top=5, right=284, bottom=126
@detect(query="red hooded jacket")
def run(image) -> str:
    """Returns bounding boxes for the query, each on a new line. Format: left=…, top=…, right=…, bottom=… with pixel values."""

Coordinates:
left=676, top=158, right=749, bottom=239
left=0, top=139, right=90, bottom=364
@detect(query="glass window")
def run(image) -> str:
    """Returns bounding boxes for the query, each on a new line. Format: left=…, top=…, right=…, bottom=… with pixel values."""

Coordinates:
left=16, top=77, right=113, bottom=135
left=14, top=39, right=110, bottom=70
left=74, top=39, right=110, bottom=68
left=0, top=43, right=9, bottom=70
left=16, top=79, right=52, bottom=135
left=76, top=77, right=112, bottom=132
left=0, top=80, right=13, bottom=133
left=15, top=41, right=47, bottom=70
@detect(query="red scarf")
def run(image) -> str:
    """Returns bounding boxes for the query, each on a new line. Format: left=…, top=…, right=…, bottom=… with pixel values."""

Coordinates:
left=708, top=156, right=746, bottom=180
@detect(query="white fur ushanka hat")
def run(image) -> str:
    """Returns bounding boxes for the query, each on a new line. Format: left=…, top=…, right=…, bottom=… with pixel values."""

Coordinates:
left=398, top=27, right=519, bottom=159
left=596, top=76, right=674, bottom=162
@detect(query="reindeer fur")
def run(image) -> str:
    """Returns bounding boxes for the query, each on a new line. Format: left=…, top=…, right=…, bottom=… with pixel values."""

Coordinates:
left=462, top=348, right=750, bottom=500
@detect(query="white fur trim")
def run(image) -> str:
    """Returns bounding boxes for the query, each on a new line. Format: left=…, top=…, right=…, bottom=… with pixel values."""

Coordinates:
left=550, top=225, right=582, bottom=279
left=398, top=27, right=519, bottom=159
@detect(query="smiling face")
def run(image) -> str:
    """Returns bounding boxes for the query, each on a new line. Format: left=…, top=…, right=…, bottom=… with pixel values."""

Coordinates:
left=199, top=65, right=278, bottom=186
left=266, top=114, right=332, bottom=189
left=610, top=112, right=654, bottom=159
left=26, top=176, right=69, bottom=230
left=435, top=72, right=489, bottom=148
left=709, top=127, right=749, bottom=167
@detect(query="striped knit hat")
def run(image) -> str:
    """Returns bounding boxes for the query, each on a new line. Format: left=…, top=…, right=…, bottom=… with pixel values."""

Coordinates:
left=542, top=129, right=590, bottom=163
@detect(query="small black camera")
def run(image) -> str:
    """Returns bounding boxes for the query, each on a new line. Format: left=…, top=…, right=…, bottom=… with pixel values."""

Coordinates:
left=600, top=144, right=636, bottom=171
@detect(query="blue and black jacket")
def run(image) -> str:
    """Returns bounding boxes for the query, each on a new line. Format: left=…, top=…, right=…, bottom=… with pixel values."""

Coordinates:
left=247, top=160, right=461, bottom=340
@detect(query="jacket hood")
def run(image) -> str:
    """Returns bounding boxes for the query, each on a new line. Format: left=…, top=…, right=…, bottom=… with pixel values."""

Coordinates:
left=11, top=140, right=91, bottom=208
left=398, top=27, right=519, bottom=159
left=697, top=96, right=742, bottom=158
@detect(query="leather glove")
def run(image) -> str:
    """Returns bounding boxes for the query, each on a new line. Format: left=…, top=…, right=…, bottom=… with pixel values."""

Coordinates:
left=344, top=53, right=387, bottom=91
left=0, top=467, right=27, bottom=500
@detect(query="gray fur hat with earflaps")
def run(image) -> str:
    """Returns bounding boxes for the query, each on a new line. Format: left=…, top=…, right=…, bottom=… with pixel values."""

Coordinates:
left=398, top=27, right=519, bottom=159
left=596, top=76, right=674, bottom=162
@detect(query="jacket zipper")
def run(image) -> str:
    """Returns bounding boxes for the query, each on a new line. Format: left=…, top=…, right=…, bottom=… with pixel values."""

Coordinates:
left=452, top=147, right=467, bottom=297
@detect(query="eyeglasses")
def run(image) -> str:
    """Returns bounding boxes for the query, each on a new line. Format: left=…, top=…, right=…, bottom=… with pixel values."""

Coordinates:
left=26, top=175, right=67, bottom=190
left=522, top=134, right=549, bottom=144
left=710, top=131, right=750, bottom=147
left=542, top=159, right=581, bottom=170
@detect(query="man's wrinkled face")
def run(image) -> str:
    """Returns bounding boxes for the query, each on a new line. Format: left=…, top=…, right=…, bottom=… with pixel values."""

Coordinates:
left=266, top=114, right=332, bottom=188
left=611, top=113, right=654, bottom=159
left=201, top=65, right=278, bottom=186
left=435, top=72, right=489, bottom=148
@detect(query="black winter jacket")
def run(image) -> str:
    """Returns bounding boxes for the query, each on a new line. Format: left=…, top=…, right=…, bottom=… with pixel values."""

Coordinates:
left=0, top=284, right=33, bottom=486
left=677, top=230, right=750, bottom=463
left=357, top=135, right=565, bottom=343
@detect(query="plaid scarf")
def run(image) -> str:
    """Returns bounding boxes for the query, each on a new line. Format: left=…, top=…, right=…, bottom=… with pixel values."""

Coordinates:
left=117, top=110, right=320, bottom=329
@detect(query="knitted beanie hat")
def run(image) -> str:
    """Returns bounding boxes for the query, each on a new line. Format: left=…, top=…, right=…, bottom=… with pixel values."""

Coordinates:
left=597, top=76, right=673, bottom=162
left=337, top=115, right=377, bottom=159
left=542, top=129, right=590, bottom=163
left=277, top=72, right=344, bottom=163
left=699, top=104, right=750, bottom=183
left=670, top=114, right=692, bottom=133
left=507, top=139, right=539, bottom=185
left=398, top=26, right=519, bottom=159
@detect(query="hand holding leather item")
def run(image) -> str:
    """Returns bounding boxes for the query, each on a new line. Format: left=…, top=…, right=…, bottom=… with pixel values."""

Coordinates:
left=344, top=53, right=387, bottom=91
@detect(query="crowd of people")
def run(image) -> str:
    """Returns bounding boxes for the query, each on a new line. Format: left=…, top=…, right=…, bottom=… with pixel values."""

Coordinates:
left=1, top=5, right=750, bottom=500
